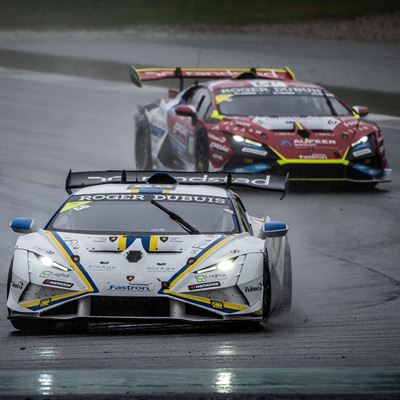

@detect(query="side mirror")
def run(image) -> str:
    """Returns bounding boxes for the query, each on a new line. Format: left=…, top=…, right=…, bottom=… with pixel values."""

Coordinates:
left=260, top=221, right=288, bottom=239
left=174, top=105, right=197, bottom=124
left=352, top=106, right=369, bottom=117
left=10, top=218, right=36, bottom=234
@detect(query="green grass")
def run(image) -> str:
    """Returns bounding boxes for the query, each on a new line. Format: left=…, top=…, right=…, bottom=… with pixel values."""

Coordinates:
left=0, top=0, right=399, bottom=30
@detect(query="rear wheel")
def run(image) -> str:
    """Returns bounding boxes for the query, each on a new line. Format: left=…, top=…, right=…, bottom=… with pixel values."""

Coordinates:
left=195, top=130, right=209, bottom=172
left=259, top=254, right=272, bottom=329
left=135, top=112, right=152, bottom=170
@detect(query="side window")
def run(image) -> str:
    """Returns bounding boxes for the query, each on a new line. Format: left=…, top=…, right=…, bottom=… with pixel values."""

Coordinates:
left=198, top=91, right=212, bottom=121
left=187, top=87, right=205, bottom=110
left=234, top=195, right=252, bottom=233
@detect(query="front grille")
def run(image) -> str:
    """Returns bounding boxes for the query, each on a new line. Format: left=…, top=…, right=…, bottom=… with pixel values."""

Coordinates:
left=40, top=300, right=78, bottom=316
left=91, top=296, right=170, bottom=317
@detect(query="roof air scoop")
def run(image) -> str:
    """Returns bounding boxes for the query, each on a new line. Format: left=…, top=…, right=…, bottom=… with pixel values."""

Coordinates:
left=146, top=172, right=178, bottom=185
left=235, top=68, right=257, bottom=80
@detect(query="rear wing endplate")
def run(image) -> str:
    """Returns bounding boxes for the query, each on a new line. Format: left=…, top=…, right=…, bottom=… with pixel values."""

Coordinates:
left=66, top=170, right=289, bottom=199
left=130, top=66, right=295, bottom=89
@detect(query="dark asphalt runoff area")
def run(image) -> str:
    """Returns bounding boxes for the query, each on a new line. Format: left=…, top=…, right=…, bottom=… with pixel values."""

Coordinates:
left=0, top=61, right=399, bottom=397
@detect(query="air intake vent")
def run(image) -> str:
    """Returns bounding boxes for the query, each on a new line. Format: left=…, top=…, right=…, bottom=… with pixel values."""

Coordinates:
left=127, top=250, right=143, bottom=263
left=91, top=297, right=170, bottom=317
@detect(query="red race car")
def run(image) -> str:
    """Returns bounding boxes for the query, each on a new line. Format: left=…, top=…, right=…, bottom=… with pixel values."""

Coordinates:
left=130, top=67, right=391, bottom=185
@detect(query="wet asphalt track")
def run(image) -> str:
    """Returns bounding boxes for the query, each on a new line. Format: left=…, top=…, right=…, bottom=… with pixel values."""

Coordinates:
left=0, top=66, right=399, bottom=396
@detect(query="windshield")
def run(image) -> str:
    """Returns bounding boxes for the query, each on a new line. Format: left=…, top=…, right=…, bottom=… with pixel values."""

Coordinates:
left=47, top=193, right=239, bottom=235
left=215, top=87, right=351, bottom=117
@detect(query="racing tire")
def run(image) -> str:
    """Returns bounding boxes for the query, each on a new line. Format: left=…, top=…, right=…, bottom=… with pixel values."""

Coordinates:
left=259, top=254, right=272, bottom=329
left=6, top=258, right=13, bottom=317
left=134, top=112, right=152, bottom=170
left=195, top=130, right=209, bottom=172
left=277, top=243, right=292, bottom=315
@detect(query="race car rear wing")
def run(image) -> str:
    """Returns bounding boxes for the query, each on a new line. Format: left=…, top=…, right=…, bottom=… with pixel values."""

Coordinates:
left=130, top=67, right=295, bottom=90
left=66, top=170, right=289, bottom=199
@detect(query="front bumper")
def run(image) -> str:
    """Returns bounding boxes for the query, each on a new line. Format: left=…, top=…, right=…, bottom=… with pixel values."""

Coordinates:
left=224, top=159, right=391, bottom=183
left=9, top=295, right=261, bottom=323
left=271, top=163, right=392, bottom=183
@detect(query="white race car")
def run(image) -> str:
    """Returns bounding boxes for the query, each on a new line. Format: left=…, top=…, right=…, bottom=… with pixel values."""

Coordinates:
left=7, top=171, right=292, bottom=332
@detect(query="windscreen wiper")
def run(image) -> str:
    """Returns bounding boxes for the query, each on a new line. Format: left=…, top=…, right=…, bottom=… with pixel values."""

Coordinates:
left=150, top=200, right=199, bottom=234
left=322, top=90, right=337, bottom=116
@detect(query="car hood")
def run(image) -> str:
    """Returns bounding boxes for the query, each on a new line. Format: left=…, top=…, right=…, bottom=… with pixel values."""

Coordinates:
left=16, top=230, right=262, bottom=296
left=213, top=115, right=376, bottom=160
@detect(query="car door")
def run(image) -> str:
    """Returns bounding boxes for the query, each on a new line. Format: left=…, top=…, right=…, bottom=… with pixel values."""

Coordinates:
left=167, top=86, right=210, bottom=162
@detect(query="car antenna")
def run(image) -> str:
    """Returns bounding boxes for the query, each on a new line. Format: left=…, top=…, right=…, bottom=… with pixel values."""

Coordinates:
left=226, top=172, right=232, bottom=189
left=196, top=49, right=202, bottom=68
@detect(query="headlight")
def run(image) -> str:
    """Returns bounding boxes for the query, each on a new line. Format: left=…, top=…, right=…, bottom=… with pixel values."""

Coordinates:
left=34, top=253, right=70, bottom=272
left=195, top=257, right=237, bottom=274
left=233, top=135, right=263, bottom=147
left=351, top=135, right=368, bottom=147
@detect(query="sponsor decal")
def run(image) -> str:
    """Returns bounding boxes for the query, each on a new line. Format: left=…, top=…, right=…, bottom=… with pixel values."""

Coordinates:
left=93, top=237, right=107, bottom=243
left=188, top=281, right=221, bottom=290
left=88, top=264, right=116, bottom=272
left=245, top=283, right=262, bottom=293
left=294, top=138, right=336, bottom=147
left=64, top=240, right=80, bottom=250
left=107, top=284, right=152, bottom=292
left=208, top=133, right=227, bottom=143
left=11, top=281, right=24, bottom=290
left=210, top=300, right=224, bottom=309
left=228, top=249, right=240, bottom=255
left=78, top=193, right=227, bottom=204
left=203, top=272, right=227, bottom=280
left=147, top=265, right=176, bottom=273
left=192, top=239, right=214, bottom=250
left=210, top=142, right=230, bottom=153
left=299, top=154, right=328, bottom=160
left=169, top=237, right=183, bottom=243
left=109, top=236, right=118, bottom=242
left=33, top=246, right=55, bottom=256
left=100, top=261, right=109, bottom=265
left=39, top=298, right=51, bottom=307
left=353, top=148, right=372, bottom=157
left=219, top=86, right=324, bottom=96
left=79, top=174, right=275, bottom=191
left=281, top=140, right=292, bottom=147
left=43, top=279, right=74, bottom=289
left=160, top=236, right=168, bottom=243
left=39, top=271, right=71, bottom=279
left=126, top=275, right=135, bottom=282
left=195, top=275, right=207, bottom=283
left=250, top=80, right=287, bottom=88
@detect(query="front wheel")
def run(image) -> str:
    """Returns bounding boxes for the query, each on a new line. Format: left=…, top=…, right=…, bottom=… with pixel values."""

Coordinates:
left=278, top=243, right=292, bottom=315
left=195, top=130, right=209, bottom=172
left=259, top=254, right=272, bottom=329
